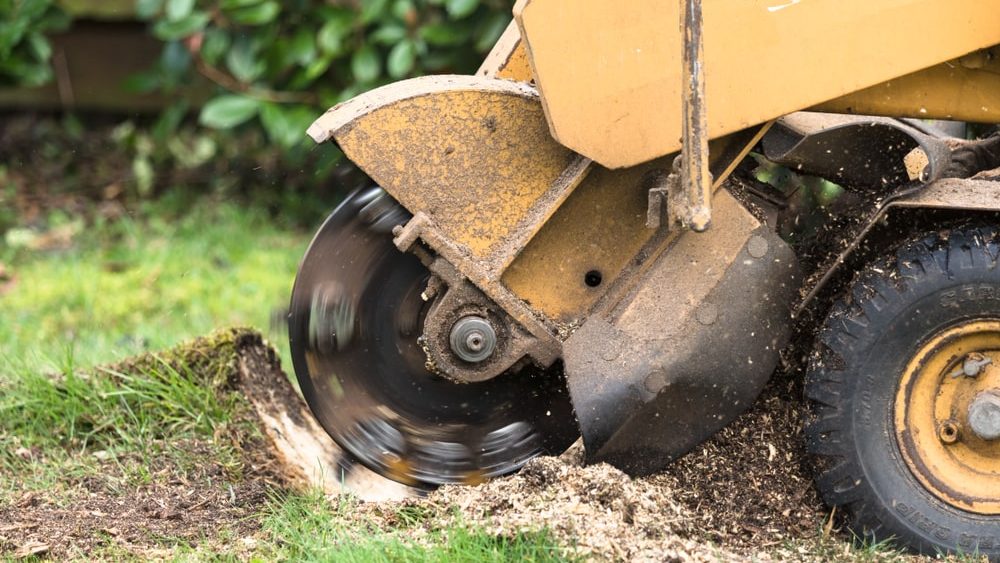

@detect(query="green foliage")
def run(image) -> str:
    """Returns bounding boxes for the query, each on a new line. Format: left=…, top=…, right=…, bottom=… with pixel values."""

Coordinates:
left=2, top=1, right=514, bottom=201
left=198, top=94, right=260, bottom=128
left=0, top=0, right=70, bottom=87
left=131, top=0, right=515, bottom=151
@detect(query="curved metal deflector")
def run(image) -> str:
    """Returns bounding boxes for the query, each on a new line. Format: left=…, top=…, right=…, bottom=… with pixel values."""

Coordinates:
left=762, top=112, right=954, bottom=189
left=562, top=192, right=801, bottom=475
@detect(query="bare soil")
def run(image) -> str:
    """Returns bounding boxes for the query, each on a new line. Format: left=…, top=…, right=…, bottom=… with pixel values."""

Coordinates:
left=0, top=440, right=278, bottom=559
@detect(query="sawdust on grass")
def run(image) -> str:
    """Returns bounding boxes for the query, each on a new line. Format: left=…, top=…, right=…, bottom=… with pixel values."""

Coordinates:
left=414, top=374, right=830, bottom=562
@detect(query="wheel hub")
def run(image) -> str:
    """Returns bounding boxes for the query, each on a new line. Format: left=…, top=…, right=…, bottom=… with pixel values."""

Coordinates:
left=895, top=320, right=1000, bottom=515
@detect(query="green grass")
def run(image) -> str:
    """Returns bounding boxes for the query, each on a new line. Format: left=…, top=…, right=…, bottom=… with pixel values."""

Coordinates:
left=159, top=489, right=576, bottom=562
left=0, top=356, right=236, bottom=452
left=0, top=200, right=305, bottom=503
left=253, top=490, right=574, bottom=562
left=0, top=200, right=307, bottom=373
left=0, top=328, right=260, bottom=508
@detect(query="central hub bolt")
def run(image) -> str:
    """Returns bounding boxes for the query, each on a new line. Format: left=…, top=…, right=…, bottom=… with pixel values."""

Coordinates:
left=449, top=316, right=497, bottom=363
left=466, top=333, right=485, bottom=351
left=968, top=391, right=1000, bottom=441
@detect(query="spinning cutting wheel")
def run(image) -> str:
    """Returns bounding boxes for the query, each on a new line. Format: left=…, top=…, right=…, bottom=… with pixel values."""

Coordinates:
left=288, top=187, right=578, bottom=486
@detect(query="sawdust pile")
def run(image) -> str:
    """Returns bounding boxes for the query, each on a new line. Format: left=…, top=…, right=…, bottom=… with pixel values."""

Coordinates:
left=204, top=327, right=826, bottom=560
left=430, top=455, right=720, bottom=561
left=419, top=375, right=828, bottom=561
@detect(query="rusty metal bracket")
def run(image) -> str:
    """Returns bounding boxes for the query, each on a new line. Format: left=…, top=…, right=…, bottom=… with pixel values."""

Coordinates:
left=419, top=256, right=538, bottom=383
left=645, top=0, right=714, bottom=232
left=392, top=212, right=563, bottom=375
left=647, top=122, right=772, bottom=231
left=644, top=179, right=670, bottom=230
left=645, top=161, right=677, bottom=230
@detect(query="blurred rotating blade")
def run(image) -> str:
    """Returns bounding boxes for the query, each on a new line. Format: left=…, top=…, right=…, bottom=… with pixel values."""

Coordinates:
left=288, top=187, right=578, bottom=486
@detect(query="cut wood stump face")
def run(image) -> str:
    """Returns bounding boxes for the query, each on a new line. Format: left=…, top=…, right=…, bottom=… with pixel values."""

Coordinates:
left=230, top=332, right=418, bottom=501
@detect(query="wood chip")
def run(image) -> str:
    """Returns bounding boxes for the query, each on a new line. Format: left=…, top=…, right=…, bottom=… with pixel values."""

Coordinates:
left=13, top=540, right=49, bottom=559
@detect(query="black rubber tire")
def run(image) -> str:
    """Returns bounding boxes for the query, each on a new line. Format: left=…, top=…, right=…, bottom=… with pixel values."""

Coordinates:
left=805, top=226, right=1000, bottom=559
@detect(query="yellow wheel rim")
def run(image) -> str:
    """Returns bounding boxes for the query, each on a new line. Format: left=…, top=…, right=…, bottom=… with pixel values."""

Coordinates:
left=896, top=320, right=1000, bottom=515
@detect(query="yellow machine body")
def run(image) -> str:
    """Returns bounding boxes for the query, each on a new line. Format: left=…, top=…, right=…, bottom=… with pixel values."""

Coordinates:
left=514, top=0, right=1000, bottom=169
left=305, top=0, right=1000, bottom=390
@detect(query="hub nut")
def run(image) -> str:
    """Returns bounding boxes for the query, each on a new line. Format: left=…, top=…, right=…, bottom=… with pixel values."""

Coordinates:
left=968, top=391, right=1000, bottom=441
left=449, top=316, right=497, bottom=363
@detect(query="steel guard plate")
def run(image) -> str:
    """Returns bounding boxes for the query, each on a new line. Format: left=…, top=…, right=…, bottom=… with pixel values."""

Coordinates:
left=563, top=191, right=801, bottom=474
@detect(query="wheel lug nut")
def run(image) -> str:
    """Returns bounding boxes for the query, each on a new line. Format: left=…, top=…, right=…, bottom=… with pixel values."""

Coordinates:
left=948, top=352, right=992, bottom=378
left=938, top=419, right=962, bottom=444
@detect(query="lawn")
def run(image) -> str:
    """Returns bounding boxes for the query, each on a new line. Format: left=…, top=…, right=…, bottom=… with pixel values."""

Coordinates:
left=0, top=199, right=305, bottom=373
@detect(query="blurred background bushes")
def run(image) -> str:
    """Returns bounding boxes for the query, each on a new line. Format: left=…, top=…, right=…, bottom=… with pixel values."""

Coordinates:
left=0, top=0, right=514, bottom=368
left=0, top=0, right=513, bottom=227
left=133, top=0, right=511, bottom=147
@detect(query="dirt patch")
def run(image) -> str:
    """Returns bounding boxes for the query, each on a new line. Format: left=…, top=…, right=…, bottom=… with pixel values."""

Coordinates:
left=0, top=440, right=275, bottom=559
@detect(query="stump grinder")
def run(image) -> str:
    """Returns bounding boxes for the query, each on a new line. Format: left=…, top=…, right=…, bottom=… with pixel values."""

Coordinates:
left=288, top=1, right=1000, bottom=557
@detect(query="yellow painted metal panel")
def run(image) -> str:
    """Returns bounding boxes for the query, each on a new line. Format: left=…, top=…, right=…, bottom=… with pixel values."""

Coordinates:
left=502, top=158, right=670, bottom=324
left=477, top=22, right=535, bottom=82
left=812, top=53, right=1000, bottom=122
left=308, top=76, right=576, bottom=264
left=516, top=0, right=1000, bottom=169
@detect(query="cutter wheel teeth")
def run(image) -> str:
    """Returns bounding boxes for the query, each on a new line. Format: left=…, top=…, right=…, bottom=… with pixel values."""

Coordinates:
left=288, top=187, right=578, bottom=487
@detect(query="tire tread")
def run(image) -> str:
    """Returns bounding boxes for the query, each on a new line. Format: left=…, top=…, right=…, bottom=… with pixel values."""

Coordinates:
left=805, top=225, right=1000, bottom=558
